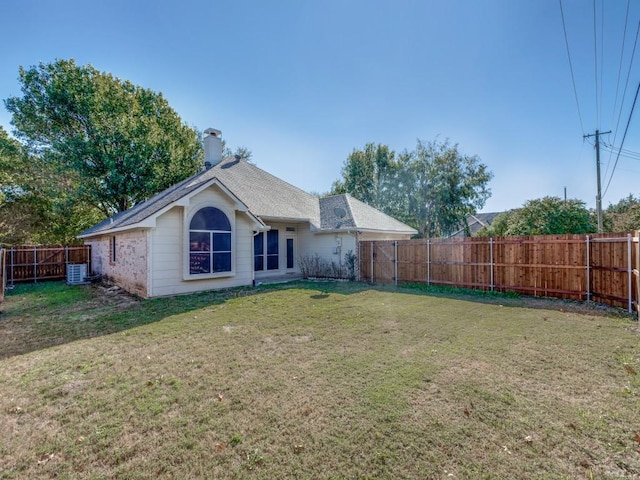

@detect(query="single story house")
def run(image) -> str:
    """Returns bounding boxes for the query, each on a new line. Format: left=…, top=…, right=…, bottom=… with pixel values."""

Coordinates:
left=79, top=129, right=417, bottom=297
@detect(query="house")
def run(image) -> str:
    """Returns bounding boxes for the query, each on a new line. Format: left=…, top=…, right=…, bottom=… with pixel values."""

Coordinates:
left=79, top=129, right=417, bottom=297
left=448, top=212, right=501, bottom=238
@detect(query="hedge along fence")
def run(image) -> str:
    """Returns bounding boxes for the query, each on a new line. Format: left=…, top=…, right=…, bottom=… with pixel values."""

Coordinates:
left=359, top=233, right=640, bottom=314
left=2, top=245, right=92, bottom=285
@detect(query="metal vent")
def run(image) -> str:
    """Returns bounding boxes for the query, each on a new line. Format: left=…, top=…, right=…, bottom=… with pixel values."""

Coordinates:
left=67, top=264, right=88, bottom=285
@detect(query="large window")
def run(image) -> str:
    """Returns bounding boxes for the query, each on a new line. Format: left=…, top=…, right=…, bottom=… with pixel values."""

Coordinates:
left=254, top=230, right=279, bottom=271
left=189, top=207, right=232, bottom=275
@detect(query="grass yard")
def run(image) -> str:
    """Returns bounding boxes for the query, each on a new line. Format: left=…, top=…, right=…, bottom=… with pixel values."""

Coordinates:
left=1, top=281, right=639, bottom=479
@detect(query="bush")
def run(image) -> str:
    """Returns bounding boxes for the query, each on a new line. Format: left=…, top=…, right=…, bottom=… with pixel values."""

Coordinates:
left=299, top=254, right=348, bottom=279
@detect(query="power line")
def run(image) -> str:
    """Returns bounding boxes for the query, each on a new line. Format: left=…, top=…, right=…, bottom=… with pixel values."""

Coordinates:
left=559, top=0, right=585, bottom=134
left=604, top=0, right=631, bottom=180
left=610, top=0, right=630, bottom=128
left=604, top=18, right=640, bottom=180
left=603, top=80, right=640, bottom=198
left=593, top=0, right=599, bottom=127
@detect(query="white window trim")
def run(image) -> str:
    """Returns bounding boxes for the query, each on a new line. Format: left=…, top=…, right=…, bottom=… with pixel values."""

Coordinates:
left=183, top=203, right=236, bottom=280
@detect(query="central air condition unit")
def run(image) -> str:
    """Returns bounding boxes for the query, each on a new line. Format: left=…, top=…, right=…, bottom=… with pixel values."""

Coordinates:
left=67, top=264, right=88, bottom=285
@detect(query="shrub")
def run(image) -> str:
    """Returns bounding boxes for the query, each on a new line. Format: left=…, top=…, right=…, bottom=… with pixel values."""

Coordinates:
left=299, top=254, right=348, bottom=279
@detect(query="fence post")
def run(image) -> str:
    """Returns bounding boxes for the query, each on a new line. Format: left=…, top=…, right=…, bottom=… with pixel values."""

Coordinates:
left=636, top=231, right=640, bottom=327
left=585, top=235, right=590, bottom=304
left=394, top=240, right=398, bottom=286
left=628, top=233, right=633, bottom=314
left=10, top=247, right=14, bottom=286
left=490, top=237, right=494, bottom=292
left=370, top=242, right=374, bottom=284
left=426, top=239, right=430, bottom=285
left=34, top=246, right=38, bottom=283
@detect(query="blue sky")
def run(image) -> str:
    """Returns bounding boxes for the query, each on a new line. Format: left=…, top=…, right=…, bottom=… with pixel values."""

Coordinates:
left=1, top=0, right=639, bottom=213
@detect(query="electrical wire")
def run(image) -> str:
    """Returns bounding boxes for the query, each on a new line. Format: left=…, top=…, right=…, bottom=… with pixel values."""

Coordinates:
left=610, top=0, right=630, bottom=128
left=603, top=0, right=631, bottom=180
left=593, top=0, right=599, bottom=128
left=559, top=0, right=585, bottom=134
left=603, top=80, right=640, bottom=197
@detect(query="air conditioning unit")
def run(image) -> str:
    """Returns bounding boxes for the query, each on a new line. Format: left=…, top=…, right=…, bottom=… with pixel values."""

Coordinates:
left=67, top=264, right=88, bottom=285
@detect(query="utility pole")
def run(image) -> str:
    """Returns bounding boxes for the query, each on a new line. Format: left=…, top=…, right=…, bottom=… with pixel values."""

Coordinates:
left=584, top=129, right=611, bottom=233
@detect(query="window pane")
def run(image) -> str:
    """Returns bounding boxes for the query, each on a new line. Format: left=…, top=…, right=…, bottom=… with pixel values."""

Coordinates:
left=267, top=230, right=279, bottom=254
left=213, top=252, right=232, bottom=272
left=190, top=253, right=210, bottom=274
left=254, top=232, right=264, bottom=255
left=190, top=207, right=231, bottom=231
left=190, top=232, right=210, bottom=251
left=213, top=233, right=231, bottom=252
left=267, top=254, right=279, bottom=270
left=286, top=238, right=294, bottom=269
left=254, top=255, right=264, bottom=271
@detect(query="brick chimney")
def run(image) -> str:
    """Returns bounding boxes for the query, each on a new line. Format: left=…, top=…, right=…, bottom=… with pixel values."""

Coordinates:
left=203, top=128, right=222, bottom=169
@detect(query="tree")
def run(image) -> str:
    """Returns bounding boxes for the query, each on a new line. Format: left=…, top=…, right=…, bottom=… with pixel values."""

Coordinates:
left=475, top=210, right=515, bottom=237
left=603, top=194, right=640, bottom=232
left=0, top=125, right=102, bottom=244
left=402, top=139, right=492, bottom=237
left=478, top=196, right=596, bottom=236
left=331, top=143, right=398, bottom=210
left=332, top=139, right=492, bottom=237
left=4, top=59, right=203, bottom=217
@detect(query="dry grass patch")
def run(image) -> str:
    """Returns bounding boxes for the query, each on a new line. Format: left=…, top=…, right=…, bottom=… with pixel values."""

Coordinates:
left=0, top=281, right=639, bottom=479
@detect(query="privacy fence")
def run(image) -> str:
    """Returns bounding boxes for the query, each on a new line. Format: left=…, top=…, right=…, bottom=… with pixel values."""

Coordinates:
left=0, top=245, right=92, bottom=287
left=359, top=233, right=639, bottom=314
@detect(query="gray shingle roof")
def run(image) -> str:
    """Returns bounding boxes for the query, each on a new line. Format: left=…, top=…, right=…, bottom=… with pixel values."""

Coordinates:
left=80, top=158, right=416, bottom=237
left=448, top=212, right=501, bottom=238
left=320, top=194, right=417, bottom=234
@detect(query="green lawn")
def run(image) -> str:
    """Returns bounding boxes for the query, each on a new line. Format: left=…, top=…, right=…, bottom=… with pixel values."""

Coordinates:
left=1, top=281, right=639, bottom=479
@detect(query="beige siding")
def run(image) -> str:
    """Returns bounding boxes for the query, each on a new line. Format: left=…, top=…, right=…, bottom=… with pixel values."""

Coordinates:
left=358, top=231, right=413, bottom=241
left=149, top=186, right=254, bottom=297
left=86, top=230, right=149, bottom=297
left=254, top=221, right=307, bottom=279
left=299, top=231, right=356, bottom=262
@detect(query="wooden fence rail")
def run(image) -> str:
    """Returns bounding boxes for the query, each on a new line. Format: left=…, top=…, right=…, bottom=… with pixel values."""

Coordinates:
left=2, top=245, right=91, bottom=285
left=359, top=233, right=639, bottom=314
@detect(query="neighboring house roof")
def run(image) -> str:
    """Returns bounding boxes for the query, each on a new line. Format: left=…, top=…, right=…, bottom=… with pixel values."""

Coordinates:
left=320, top=194, right=417, bottom=234
left=79, top=157, right=417, bottom=238
left=449, top=212, right=501, bottom=238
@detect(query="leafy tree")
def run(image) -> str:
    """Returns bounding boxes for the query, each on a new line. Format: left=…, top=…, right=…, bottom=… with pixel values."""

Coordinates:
left=478, top=196, right=595, bottom=236
left=401, top=139, right=492, bottom=237
left=0, top=125, right=102, bottom=244
left=475, top=210, right=516, bottom=237
left=4, top=59, right=203, bottom=217
left=603, top=194, right=640, bottom=232
left=331, top=143, right=398, bottom=210
left=332, top=139, right=492, bottom=237
left=223, top=144, right=253, bottom=162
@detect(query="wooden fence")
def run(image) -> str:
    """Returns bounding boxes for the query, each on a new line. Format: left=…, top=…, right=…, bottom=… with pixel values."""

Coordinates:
left=0, top=248, right=6, bottom=303
left=359, top=233, right=639, bottom=313
left=2, top=245, right=91, bottom=285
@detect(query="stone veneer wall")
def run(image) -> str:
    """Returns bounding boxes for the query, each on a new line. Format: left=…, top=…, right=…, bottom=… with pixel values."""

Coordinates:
left=86, top=229, right=148, bottom=297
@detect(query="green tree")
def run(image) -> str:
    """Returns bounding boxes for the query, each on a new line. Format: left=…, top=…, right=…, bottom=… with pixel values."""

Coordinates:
left=5, top=59, right=203, bottom=217
left=402, top=139, right=492, bottom=237
left=331, top=143, right=398, bottom=210
left=0, top=125, right=102, bottom=244
left=475, top=210, right=515, bottom=237
left=480, top=196, right=596, bottom=236
left=603, top=194, right=640, bottom=232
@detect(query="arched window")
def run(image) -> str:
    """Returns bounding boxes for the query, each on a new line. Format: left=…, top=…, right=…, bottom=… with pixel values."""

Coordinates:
left=189, top=207, right=232, bottom=274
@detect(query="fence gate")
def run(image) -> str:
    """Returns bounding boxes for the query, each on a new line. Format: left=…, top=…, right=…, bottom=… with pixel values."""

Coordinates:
left=372, top=241, right=397, bottom=285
